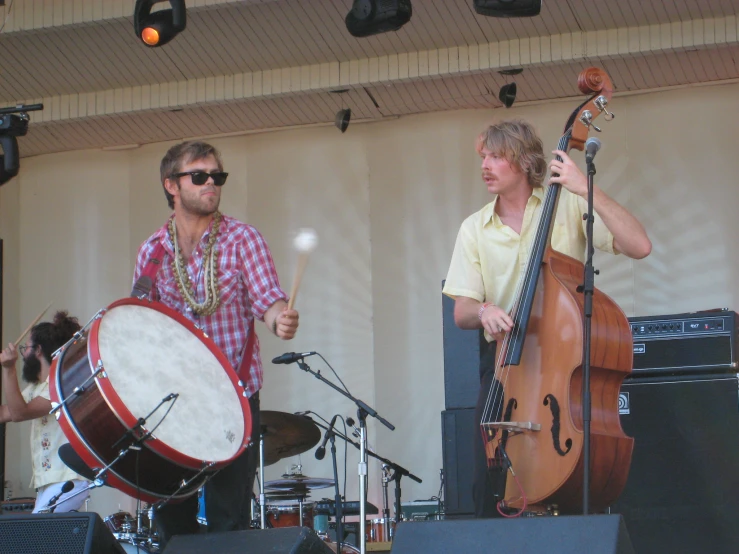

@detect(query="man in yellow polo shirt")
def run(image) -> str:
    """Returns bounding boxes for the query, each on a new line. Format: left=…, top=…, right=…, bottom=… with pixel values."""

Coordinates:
left=442, top=119, right=651, bottom=517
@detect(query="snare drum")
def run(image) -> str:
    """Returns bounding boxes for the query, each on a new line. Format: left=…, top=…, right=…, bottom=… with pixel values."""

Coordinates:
left=104, top=511, right=137, bottom=537
left=366, top=517, right=396, bottom=542
left=104, top=509, right=153, bottom=540
left=266, top=501, right=314, bottom=528
left=49, top=298, right=252, bottom=503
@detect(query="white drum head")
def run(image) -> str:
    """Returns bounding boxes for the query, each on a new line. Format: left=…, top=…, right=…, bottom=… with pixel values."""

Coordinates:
left=96, top=303, right=245, bottom=463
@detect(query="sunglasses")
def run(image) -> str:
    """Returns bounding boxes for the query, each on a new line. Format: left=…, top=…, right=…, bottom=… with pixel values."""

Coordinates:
left=172, top=171, right=229, bottom=187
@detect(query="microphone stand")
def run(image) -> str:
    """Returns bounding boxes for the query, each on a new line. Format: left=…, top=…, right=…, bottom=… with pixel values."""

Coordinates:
left=326, top=429, right=344, bottom=554
left=307, top=416, right=422, bottom=548
left=295, top=358, right=398, bottom=554
left=578, top=153, right=597, bottom=515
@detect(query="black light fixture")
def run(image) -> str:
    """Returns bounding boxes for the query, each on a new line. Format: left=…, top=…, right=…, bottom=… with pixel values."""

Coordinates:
left=332, top=89, right=352, bottom=133
left=474, top=0, right=541, bottom=17
left=497, top=68, right=523, bottom=108
left=498, top=83, right=517, bottom=108
left=134, top=0, right=187, bottom=47
left=0, top=103, right=43, bottom=187
left=345, top=0, right=412, bottom=38
left=335, top=109, right=352, bottom=133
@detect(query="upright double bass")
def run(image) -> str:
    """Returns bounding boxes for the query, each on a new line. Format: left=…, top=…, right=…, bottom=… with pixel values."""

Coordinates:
left=482, top=67, right=633, bottom=514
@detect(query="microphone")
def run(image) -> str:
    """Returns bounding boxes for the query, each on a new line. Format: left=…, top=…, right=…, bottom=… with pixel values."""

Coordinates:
left=315, top=414, right=339, bottom=460
left=346, top=416, right=360, bottom=439
left=47, top=480, right=74, bottom=512
left=585, top=137, right=601, bottom=163
left=130, top=275, right=153, bottom=298
left=271, top=351, right=316, bottom=365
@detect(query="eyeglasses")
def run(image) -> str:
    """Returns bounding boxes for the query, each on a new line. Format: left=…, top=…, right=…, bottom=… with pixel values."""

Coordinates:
left=171, top=171, right=229, bottom=187
left=18, top=343, right=36, bottom=356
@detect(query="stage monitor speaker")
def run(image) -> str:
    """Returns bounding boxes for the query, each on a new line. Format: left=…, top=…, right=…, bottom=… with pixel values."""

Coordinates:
left=162, top=526, right=334, bottom=554
left=389, top=515, right=634, bottom=553
left=0, top=512, right=125, bottom=554
left=612, top=372, right=739, bottom=553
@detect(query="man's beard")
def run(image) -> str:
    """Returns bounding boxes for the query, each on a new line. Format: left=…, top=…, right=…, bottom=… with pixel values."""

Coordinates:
left=22, top=355, right=42, bottom=383
left=178, top=183, right=220, bottom=216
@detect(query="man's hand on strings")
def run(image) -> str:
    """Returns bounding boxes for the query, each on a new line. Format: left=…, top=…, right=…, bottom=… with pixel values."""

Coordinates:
left=480, top=304, right=514, bottom=342
left=549, top=150, right=587, bottom=198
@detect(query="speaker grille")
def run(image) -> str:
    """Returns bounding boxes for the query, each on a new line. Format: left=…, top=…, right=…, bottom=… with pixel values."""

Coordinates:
left=0, top=515, right=92, bottom=553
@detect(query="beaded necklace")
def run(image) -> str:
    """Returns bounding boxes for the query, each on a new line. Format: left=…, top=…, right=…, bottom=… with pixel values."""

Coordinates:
left=168, top=211, right=222, bottom=316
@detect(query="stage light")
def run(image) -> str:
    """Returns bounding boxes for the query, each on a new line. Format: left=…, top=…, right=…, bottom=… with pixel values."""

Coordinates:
left=335, top=109, right=352, bottom=133
left=345, top=0, right=412, bottom=38
left=134, top=0, right=187, bottom=47
left=498, top=83, right=517, bottom=108
left=473, top=0, right=541, bottom=17
left=0, top=103, right=44, bottom=187
left=497, top=68, right=522, bottom=108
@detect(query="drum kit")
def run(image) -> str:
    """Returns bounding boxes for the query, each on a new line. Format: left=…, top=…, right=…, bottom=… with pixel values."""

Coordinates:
left=40, top=295, right=408, bottom=553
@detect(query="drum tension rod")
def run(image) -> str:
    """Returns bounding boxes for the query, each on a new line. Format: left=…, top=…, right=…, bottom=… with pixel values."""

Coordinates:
left=49, top=365, right=106, bottom=416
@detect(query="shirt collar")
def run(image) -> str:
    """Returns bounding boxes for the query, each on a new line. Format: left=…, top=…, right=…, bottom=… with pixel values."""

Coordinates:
left=482, top=186, right=545, bottom=228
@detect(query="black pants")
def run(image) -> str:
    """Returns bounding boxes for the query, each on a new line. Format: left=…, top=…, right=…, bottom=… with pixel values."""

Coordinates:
left=473, top=341, right=507, bottom=518
left=155, top=392, right=261, bottom=544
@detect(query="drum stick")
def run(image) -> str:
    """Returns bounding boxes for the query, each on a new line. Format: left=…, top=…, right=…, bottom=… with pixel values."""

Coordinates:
left=14, top=301, right=53, bottom=347
left=287, top=229, right=318, bottom=311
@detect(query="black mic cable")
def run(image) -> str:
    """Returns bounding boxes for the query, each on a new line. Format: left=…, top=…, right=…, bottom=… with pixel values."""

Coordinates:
left=315, top=414, right=339, bottom=460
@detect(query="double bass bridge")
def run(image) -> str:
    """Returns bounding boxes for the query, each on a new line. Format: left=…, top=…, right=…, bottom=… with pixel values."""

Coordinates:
left=483, top=421, right=541, bottom=437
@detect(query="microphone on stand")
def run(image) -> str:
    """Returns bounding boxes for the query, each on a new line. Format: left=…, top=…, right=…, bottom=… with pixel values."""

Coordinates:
left=585, top=137, right=602, bottom=163
left=346, top=416, right=361, bottom=439
left=272, top=351, right=316, bottom=365
left=47, top=480, right=74, bottom=512
left=315, top=414, right=339, bottom=460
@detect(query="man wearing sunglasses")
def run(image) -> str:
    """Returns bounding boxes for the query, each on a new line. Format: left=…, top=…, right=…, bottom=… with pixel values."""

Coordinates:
left=132, top=140, right=300, bottom=545
left=0, top=311, right=91, bottom=513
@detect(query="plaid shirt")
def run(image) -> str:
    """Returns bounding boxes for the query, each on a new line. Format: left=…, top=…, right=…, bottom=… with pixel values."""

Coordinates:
left=133, top=214, right=287, bottom=396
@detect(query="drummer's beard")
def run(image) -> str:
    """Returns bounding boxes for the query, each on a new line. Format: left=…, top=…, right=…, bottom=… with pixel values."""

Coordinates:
left=22, top=354, right=42, bottom=383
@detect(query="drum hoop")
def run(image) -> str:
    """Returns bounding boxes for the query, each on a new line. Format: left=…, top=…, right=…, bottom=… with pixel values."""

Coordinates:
left=88, top=297, right=252, bottom=468
left=50, top=352, right=206, bottom=503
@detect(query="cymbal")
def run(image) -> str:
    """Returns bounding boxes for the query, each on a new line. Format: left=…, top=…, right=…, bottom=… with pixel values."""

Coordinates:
left=261, top=411, right=321, bottom=466
left=265, top=474, right=335, bottom=491
left=263, top=490, right=311, bottom=501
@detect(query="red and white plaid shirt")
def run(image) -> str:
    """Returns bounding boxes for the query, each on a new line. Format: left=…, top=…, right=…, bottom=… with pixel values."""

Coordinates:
left=133, top=214, right=287, bottom=396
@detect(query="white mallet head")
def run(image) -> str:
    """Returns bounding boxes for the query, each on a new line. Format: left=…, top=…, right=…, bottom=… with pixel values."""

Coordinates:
left=293, top=228, right=318, bottom=253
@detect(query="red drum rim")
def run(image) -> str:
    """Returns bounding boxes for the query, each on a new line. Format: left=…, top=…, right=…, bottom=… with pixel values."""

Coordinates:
left=49, top=297, right=253, bottom=502
left=89, top=298, right=252, bottom=469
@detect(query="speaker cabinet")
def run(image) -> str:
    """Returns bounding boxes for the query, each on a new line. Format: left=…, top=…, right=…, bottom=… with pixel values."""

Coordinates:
left=0, top=512, right=125, bottom=554
left=612, top=372, right=739, bottom=553
left=389, top=515, right=634, bottom=553
left=441, top=408, right=475, bottom=516
left=162, top=527, right=334, bottom=554
left=441, top=287, right=484, bottom=410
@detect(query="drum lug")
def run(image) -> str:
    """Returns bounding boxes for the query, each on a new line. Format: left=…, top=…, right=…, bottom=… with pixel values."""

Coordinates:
left=95, top=360, right=107, bottom=379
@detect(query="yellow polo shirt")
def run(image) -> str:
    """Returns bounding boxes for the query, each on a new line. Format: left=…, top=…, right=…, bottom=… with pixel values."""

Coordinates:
left=443, top=186, right=615, bottom=341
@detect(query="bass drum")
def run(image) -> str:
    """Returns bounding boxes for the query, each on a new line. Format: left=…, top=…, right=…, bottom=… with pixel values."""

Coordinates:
left=49, top=298, right=252, bottom=503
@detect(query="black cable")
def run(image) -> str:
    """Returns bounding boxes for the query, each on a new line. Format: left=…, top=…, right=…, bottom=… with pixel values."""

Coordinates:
left=316, top=353, right=352, bottom=395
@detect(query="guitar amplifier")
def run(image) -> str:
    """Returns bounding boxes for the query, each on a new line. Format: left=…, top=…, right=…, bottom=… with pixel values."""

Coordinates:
left=628, top=309, right=737, bottom=376
left=1, top=497, right=36, bottom=514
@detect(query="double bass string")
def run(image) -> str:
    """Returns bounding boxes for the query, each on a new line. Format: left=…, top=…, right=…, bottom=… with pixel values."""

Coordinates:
left=481, top=131, right=573, bottom=456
